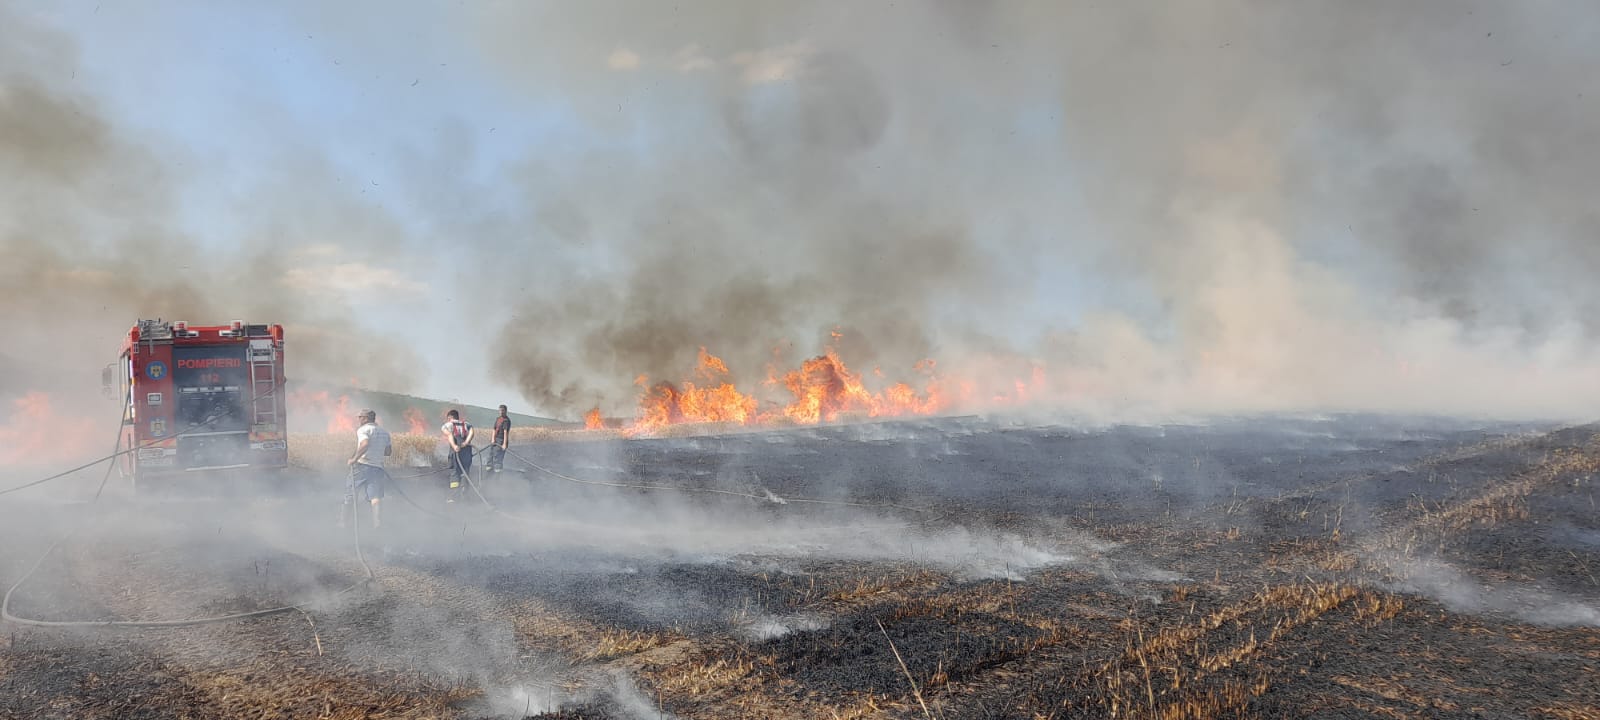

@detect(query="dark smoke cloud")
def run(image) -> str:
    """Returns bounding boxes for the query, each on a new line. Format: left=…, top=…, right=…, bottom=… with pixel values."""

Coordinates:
left=471, top=4, right=1038, bottom=415
left=465, top=0, right=1600, bottom=419
left=7, top=1, right=1600, bottom=422
left=0, top=4, right=421, bottom=416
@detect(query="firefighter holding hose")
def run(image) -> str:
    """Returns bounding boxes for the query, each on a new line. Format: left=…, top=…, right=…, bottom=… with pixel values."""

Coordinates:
left=344, top=409, right=390, bottom=529
left=442, top=409, right=474, bottom=503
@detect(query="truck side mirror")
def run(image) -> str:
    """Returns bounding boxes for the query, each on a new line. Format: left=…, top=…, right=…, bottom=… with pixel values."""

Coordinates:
left=101, top=365, right=114, bottom=398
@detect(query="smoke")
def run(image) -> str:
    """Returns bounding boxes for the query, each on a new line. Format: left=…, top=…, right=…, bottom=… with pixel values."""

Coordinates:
left=452, top=0, right=1600, bottom=421
left=1389, top=557, right=1600, bottom=627
left=1024, top=1, right=1600, bottom=419
left=738, top=612, right=828, bottom=642
left=6, top=2, right=1598, bottom=422
left=472, top=3, right=1027, bottom=414
left=0, top=3, right=422, bottom=436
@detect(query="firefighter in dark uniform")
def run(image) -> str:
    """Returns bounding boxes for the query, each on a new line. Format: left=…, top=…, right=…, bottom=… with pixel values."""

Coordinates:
left=442, top=409, right=474, bottom=503
left=489, top=404, right=511, bottom=473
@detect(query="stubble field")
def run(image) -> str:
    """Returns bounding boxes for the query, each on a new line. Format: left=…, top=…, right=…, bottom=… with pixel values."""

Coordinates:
left=2, top=415, right=1598, bottom=719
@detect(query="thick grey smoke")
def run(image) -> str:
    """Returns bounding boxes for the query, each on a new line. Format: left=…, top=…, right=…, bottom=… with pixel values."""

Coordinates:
left=0, top=3, right=422, bottom=439
left=474, top=56, right=1009, bottom=408
left=463, top=1, right=1600, bottom=420
left=6, top=1, right=1600, bottom=424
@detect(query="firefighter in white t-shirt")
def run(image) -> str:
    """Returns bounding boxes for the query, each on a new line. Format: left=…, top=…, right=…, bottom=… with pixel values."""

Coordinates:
left=441, top=409, right=474, bottom=503
left=345, top=409, right=391, bottom=528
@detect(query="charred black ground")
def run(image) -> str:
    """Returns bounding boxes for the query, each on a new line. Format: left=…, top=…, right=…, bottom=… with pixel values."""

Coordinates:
left=2, top=415, right=1598, bottom=719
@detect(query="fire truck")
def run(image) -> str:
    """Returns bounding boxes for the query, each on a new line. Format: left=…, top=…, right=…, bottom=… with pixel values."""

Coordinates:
left=104, top=319, right=288, bottom=489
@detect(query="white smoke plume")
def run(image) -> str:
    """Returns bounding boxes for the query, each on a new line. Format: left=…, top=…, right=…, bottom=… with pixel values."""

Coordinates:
left=1390, top=556, right=1600, bottom=627
left=5, top=2, right=1600, bottom=423
left=452, top=1, right=1600, bottom=421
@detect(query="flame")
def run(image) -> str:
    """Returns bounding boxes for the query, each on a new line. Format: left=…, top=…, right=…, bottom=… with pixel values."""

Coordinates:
left=0, top=392, right=99, bottom=467
left=614, top=341, right=956, bottom=435
left=976, top=364, right=1048, bottom=407
left=466, top=330, right=1060, bottom=437
left=775, top=348, right=945, bottom=423
left=628, top=348, right=762, bottom=435
left=404, top=407, right=427, bottom=435
left=288, top=389, right=356, bottom=434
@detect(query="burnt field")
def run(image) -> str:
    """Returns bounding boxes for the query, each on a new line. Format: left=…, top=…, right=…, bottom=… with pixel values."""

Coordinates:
left=3, top=415, right=1599, bottom=719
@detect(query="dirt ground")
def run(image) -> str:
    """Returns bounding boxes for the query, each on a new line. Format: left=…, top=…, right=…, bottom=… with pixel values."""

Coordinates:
left=2, top=415, right=1598, bottom=719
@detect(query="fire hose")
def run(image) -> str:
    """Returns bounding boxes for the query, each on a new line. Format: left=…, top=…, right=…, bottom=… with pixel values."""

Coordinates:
left=4, top=489, right=376, bottom=624
left=0, top=382, right=291, bottom=498
left=501, top=445, right=939, bottom=515
left=433, top=441, right=951, bottom=529
left=2, top=385, right=377, bottom=630
left=3, top=400, right=949, bottom=631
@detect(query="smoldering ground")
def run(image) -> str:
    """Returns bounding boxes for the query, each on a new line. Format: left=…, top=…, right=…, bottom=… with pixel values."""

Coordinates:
left=5, top=1, right=1600, bottom=716
left=0, top=427, right=1104, bottom=719
left=5, top=415, right=1600, bottom=717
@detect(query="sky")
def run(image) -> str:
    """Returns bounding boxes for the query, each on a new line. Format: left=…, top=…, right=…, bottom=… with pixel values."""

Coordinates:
left=17, top=2, right=586, bottom=412
left=5, top=1, right=1600, bottom=424
left=8, top=1, right=1102, bottom=416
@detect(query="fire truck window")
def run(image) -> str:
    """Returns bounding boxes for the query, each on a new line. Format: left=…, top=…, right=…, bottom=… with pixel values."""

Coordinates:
left=178, top=391, right=245, bottom=431
left=172, top=347, right=249, bottom=433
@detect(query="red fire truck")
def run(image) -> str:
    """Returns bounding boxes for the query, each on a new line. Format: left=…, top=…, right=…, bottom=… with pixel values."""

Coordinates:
left=105, top=319, right=289, bottom=489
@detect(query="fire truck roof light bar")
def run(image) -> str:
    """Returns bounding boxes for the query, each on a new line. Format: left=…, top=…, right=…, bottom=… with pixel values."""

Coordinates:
left=128, top=320, right=281, bottom=344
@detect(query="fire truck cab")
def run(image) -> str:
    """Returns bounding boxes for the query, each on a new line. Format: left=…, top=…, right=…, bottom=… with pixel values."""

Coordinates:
left=107, top=319, right=288, bottom=489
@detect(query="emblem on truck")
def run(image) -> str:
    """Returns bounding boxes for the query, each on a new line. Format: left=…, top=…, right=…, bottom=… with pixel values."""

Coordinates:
left=146, top=361, right=167, bottom=380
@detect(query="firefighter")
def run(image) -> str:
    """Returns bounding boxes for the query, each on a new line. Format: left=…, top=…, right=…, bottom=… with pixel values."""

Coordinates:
left=442, top=409, right=474, bottom=503
left=344, top=409, right=391, bottom=529
left=488, top=404, right=511, bottom=473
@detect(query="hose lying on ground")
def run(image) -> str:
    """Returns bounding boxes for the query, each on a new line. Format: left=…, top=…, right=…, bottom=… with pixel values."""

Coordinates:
left=2, top=515, right=375, bottom=629
left=500, top=445, right=941, bottom=516
left=6, top=418, right=946, bottom=631
left=0, top=384, right=289, bottom=498
left=2, top=389, right=377, bottom=629
left=443, top=444, right=952, bottom=532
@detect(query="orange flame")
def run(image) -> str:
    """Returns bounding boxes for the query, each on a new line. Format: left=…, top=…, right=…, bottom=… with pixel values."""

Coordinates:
left=628, top=348, right=762, bottom=435
left=0, top=392, right=99, bottom=467
left=776, top=348, right=945, bottom=424
left=404, top=407, right=427, bottom=435
left=616, top=341, right=953, bottom=435
left=584, top=408, right=604, bottom=430
left=288, top=390, right=356, bottom=434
